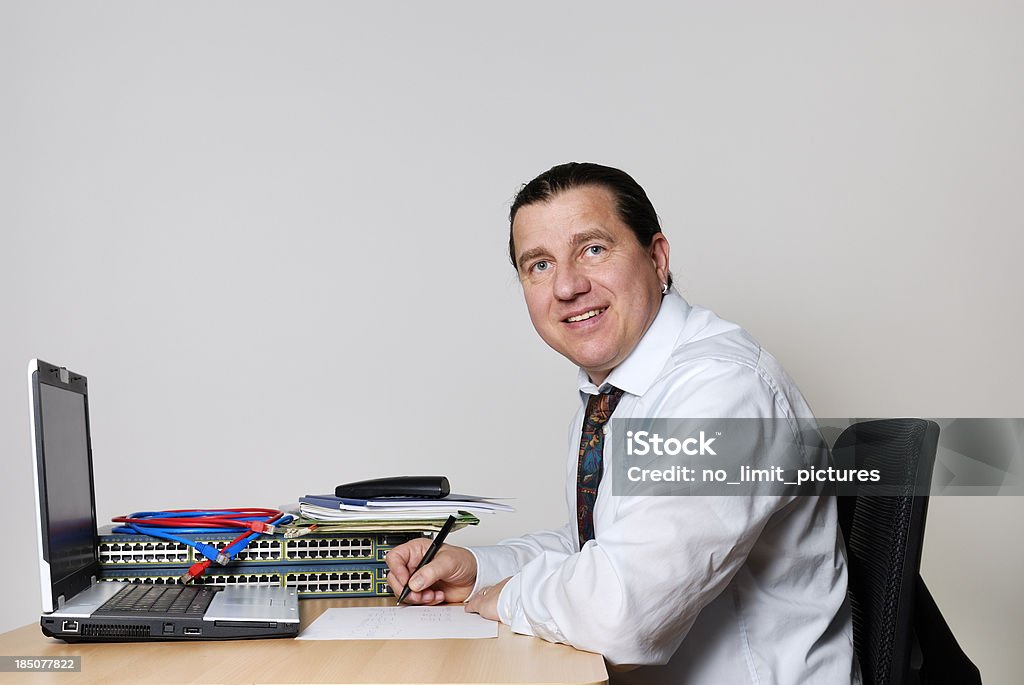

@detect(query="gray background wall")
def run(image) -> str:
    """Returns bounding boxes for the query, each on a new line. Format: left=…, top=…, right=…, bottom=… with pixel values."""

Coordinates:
left=2, top=2, right=1021, bottom=682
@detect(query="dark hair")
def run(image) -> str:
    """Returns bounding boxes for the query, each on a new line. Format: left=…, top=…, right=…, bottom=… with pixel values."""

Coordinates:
left=508, top=162, right=672, bottom=287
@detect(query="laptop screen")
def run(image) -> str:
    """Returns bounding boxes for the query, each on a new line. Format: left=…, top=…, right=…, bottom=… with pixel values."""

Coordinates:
left=38, top=383, right=97, bottom=584
left=31, top=362, right=101, bottom=611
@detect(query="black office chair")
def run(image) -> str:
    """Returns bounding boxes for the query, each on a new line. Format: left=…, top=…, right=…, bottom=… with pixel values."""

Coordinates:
left=832, top=419, right=981, bottom=685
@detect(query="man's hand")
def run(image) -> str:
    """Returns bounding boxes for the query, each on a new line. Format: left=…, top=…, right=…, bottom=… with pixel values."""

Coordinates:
left=385, top=538, right=478, bottom=605
left=464, top=577, right=511, bottom=621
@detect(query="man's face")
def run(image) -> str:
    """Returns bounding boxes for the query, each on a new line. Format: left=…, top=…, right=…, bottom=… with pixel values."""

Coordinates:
left=512, top=185, right=670, bottom=385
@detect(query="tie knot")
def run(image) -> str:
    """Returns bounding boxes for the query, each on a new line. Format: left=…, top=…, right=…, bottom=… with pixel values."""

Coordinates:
left=585, top=387, right=625, bottom=428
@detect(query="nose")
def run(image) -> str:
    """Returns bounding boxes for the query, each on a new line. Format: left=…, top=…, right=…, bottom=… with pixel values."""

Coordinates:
left=553, top=260, right=590, bottom=301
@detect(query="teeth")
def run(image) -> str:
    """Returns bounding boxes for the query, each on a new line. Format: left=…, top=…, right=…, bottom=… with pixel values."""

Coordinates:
left=567, top=308, right=605, bottom=323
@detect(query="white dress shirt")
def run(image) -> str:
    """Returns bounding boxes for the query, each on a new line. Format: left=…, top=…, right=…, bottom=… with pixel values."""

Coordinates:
left=470, top=291, right=860, bottom=684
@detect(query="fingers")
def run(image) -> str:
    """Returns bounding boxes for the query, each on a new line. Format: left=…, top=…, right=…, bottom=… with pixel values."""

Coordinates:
left=464, top=587, right=490, bottom=616
left=384, top=538, right=432, bottom=593
left=384, top=539, right=480, bottom=605
left=463, top=577, right=508, bottom=621
left=465, top=582, right=493, bottom=610
left=405, top=554, right=452, bottom=592
left=420, top=589, right=446, bottom=605
left=464, top=590, right=481, bottom=613
left=389, top=581, right=448, bottom=606
left=392, top=553, right=456, bottom=604
left=386, top=538, right=454, bottom=603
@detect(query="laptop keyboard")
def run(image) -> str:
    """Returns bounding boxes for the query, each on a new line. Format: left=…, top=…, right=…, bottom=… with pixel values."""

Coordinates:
left=94, top=583, right=222, bottom=616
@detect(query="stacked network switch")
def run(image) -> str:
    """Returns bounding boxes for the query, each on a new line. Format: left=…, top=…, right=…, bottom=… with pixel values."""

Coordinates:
left=96, top=526, right=423, bottom=598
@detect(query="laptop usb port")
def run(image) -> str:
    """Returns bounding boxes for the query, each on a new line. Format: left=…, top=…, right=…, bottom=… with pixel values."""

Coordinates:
left=183, top=627, right=201, bottom=635
left=62, top=620, right=79, bottom=632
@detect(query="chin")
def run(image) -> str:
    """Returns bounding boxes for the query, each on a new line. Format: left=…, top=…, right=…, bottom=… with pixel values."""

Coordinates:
left=547, top=335, right=618, bottom=374
left=570, top=353, right=617, bottom=376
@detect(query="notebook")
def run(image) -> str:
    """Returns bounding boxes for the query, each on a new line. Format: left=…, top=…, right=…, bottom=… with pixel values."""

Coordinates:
left=28, top=359, right=299, bottom=642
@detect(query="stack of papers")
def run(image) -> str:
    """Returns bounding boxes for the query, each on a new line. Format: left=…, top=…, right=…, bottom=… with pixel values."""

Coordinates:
left=280, top=512, right=480, bottom=536
left=297, top=493, right=514, bottom=522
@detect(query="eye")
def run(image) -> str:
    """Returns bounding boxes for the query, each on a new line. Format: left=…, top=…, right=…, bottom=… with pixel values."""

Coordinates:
left=531, top=260, right=550, bottom=273
left=585, top=245, right=605, bottom=256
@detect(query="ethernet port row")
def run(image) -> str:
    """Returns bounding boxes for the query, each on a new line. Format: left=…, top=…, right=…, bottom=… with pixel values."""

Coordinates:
left=285, top=571, right=374, bottom=594
left=206, top=574, right=279, bottom=586
left=234, top=540, right=283, bottom=561
left=284, top=537, right=374, bottom=561
left=99, top=541, right=190, bottom=564
left=102, top=576, right=172, bottom=585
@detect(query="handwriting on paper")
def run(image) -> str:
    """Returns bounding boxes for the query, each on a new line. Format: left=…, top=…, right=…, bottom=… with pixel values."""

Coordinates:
left=297, top=606, right=498, bottom=640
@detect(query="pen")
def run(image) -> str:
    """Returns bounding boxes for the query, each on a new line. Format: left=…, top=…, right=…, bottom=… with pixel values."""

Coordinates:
left=396, top=514, right=457, bottom=605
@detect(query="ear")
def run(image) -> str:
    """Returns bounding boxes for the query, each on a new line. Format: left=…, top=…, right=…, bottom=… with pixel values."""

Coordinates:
left=649, top=233, right=671, bottom=286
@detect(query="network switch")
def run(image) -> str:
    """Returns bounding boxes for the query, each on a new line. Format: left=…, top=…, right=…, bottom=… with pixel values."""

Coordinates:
left=97, top=527, right=420, bottom=567
left=98, top=563, right=394, bottom=599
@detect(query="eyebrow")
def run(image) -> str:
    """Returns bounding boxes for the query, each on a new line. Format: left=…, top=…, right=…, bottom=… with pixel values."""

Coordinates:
left=516, top=228, right=618, bottom=271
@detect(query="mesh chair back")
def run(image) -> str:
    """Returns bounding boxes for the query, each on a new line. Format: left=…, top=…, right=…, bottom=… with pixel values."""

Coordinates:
left=833, top=419, right=939, bottom=685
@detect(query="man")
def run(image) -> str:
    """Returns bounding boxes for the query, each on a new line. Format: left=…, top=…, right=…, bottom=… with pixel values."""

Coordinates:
left=386, top=162, right=858, bottom=684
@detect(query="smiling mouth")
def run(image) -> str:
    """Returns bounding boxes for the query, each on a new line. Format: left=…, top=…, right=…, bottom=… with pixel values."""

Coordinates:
left=565, top=308, right=607, bottom=323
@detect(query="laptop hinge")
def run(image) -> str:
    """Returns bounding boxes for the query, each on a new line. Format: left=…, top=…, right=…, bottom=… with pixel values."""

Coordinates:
left=56, top=594, right=65, bottom=609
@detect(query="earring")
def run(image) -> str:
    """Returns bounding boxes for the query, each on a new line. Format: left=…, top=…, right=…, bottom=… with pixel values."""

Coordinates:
left=661, top=282, right=669, bottom=295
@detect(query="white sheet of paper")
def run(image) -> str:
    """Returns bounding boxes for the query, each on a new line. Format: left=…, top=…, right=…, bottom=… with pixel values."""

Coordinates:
left=296, top=606, right=499, bottom=640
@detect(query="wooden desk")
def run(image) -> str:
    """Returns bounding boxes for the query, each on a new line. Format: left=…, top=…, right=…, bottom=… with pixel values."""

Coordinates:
left=0, top=597, right=608, bottom=684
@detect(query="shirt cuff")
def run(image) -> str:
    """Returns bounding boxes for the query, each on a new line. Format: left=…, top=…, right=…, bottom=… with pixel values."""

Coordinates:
left=466, top=545, right=523, bottom=601
left=495, top=572, right=521, bottom=628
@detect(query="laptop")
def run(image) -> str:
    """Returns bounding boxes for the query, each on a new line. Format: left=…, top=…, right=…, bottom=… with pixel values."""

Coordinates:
left=28, top=359, right=300, bottom=642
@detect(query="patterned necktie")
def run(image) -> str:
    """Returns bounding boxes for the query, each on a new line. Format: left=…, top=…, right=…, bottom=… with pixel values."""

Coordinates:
left=576, top=386, right=625, bottom=548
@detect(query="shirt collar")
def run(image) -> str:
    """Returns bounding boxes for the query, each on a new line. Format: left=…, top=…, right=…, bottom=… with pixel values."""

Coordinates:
left=577, top=290, right=692, bottom=398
